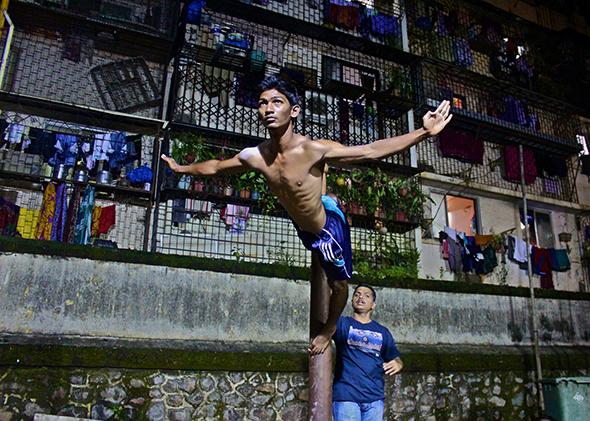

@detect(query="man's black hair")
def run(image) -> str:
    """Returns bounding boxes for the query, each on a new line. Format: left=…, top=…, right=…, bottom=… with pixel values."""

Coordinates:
left=258, top=75, right=300, bottom=106
left=354, top=283, right=376, bottom=301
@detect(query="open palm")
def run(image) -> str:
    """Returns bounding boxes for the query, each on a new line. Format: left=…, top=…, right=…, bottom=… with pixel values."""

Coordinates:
left=423, top=100, right=453, bottom=136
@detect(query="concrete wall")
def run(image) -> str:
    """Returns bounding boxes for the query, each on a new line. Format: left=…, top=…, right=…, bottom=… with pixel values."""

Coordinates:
left=1, top=253, right=589, bottom=348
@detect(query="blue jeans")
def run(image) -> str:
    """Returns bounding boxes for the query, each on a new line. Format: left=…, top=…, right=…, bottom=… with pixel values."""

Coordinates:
left=333, top=400, right=384, bottom=421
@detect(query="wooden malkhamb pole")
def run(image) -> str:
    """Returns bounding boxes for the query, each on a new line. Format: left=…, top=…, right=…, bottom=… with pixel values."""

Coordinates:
left=308, top=253, right=333, bottom=421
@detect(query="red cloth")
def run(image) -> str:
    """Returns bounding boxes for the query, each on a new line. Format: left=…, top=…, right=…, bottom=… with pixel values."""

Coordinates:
left=438, top=128, right=484, bottom=164
left=531, top=246, right=554, bottom=289
left=504, top=145, right=537, bottom=185
left=98, top=204, right=116, bottom=234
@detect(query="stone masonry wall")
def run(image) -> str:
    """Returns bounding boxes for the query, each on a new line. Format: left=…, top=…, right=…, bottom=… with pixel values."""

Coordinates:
left=2, top=366, right=582, bottom=421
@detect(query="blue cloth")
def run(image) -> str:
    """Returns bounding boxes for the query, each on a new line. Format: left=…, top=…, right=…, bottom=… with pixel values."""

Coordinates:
left=333, top=316, right=400, bottom=403
left=74, top=186, right=95, bottom=245
left=186, top=0, right=205, bottom=24
left=293, top=195, right=352, bottom=281
left=108, top=132, right=127, bottom=171
left=50, top=134, right=79, bottom=167
left=549, top=249, right=570, bottom=272
left=333, top=399, right=384, bottom=421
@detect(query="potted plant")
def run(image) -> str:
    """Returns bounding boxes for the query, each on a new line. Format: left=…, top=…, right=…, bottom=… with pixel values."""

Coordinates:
left=170, top=132, right=215, bottom=191
left=238, top=171, right=266, bottom=200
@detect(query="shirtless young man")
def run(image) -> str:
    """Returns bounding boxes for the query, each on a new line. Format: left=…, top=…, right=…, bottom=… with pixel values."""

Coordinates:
left=162, top=76, right=452, bottom=354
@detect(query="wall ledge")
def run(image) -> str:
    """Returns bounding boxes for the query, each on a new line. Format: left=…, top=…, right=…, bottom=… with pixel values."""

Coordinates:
left=1, top=334, right=588, bottom=373
left=2, top=237, right=589, bottom=300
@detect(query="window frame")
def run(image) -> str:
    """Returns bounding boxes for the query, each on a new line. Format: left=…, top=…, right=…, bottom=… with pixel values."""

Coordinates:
left=444, top=193, right=480, bottom=236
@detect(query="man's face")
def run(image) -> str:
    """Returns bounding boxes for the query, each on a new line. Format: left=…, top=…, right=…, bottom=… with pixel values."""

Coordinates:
left=258, top=89, right=300, bottom=129
left=352, top=286, right=376, bottom=313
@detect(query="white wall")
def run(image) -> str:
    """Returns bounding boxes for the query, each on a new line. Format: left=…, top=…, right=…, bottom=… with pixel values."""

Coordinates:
left=420, top=183, right=585, bottom=291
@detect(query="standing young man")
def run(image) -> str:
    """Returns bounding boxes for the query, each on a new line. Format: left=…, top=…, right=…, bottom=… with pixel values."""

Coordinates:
left=162, top=76, right=452, bottom=354
left=332, top=284, right=403, bottom=421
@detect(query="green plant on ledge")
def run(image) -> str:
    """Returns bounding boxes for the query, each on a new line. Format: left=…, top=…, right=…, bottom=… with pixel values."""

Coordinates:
left=327, top=167, right=431, bottom=222
left=170, top=132, right=215, bottom=165
left=353, top=232, right=419, bottom=282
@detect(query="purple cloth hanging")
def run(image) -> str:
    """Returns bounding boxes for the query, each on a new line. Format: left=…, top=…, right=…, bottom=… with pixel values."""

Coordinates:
left=50, top=182, right=68, bottom=242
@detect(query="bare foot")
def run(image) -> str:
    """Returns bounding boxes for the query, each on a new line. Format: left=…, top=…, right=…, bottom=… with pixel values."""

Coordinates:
left=308, top=326, right=335, bottom=355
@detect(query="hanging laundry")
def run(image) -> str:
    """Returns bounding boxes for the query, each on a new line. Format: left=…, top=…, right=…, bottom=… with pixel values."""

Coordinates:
left=92, top=133, right=113, bottom=163
left=444, top=226, right=457, bottom=242
left=74, top=186, right=95, bottom=245
left=172, top=198, right=190, bottom=224
left=325, top=0, right=361, bottom=30
left=501, top=96, right=528, bottom=126
left=64, top=184, right=82, bottom=243
left=50, top=183, right=68, bottom=242
left=4, top=123, right=26, bottom=145
left=438, top=128, right=484, bottom=164
left=549, top=249, right=570, bottom=272
left=50, top=134, right=79, bottom=167
left=98, top=204, right=116, bottom=235
left=221, top=204, right=250, bottom=234
left=27, top=129, right=58, bottom=162
left=507, top=235, right=528, bottom=263
left=91, top=206, right=102, bottom=238
left=441, top=239, right=449, bottom=259
left=0, top=197, right=19, bottom=237
left=481, top=245, right=498, bottom=274
left=36, top=182, right=57, bottom=240
left=531, top=246, right=553, bottom=289
left=474, top=234, right=494, bottom=247
left=503, top=145, right=537, bottom=185
left=447, top=238, right=463, bottom=273
left=107, top=132, right=128, bottom=171
left=16, top=208, right=40, bottom=239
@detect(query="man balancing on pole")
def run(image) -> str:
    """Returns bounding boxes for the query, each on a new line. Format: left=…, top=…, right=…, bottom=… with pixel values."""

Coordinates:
left=162, top=76, right=452, bottom=354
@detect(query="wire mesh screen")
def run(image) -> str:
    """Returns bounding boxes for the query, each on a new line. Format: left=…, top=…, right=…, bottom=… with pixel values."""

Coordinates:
left=0, top=183, right=148, bottom=250
left=416, top=135, right=579, bottom=203
left=407, top=0, right=537, bottom=87
left=173, top=9, right=414, bottom=167
left=154, top=197, right=416, bottom=269
left=418, top=60, right=581, bottom=154
left=0, top=10, right=166, bottom=118
left=0, top=111, right=158, bottom=250
left=10, top=0, right=179, bottom=38
left=241, top=0, right=404, bottom=48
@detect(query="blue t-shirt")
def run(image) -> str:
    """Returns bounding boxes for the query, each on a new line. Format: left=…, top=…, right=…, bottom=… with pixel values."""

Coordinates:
left=333, top=316, right=400, bottom=403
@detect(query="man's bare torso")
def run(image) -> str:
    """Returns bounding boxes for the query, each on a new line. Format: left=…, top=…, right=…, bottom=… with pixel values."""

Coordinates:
left=240, top=134, right=327, bottom=234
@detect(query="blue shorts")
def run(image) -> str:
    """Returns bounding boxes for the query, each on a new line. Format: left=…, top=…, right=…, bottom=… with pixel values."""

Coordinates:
left=294, top=195, right=352, bottom=281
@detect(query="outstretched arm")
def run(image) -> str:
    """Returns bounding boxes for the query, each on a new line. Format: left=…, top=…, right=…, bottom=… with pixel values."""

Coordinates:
left=322, top=100, right=452, bottom=164
left=161, top=153, right=247, bottom=176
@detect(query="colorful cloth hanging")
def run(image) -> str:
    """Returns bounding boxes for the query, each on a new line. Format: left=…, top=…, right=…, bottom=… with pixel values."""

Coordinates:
left=36, top=182, right=57, bottom=240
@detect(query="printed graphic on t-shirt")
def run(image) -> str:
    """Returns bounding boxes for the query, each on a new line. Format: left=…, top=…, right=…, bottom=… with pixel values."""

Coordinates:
left=347, top=326, right=383, bottom=355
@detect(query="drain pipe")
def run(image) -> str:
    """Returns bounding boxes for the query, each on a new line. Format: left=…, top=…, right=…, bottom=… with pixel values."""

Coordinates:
left=0, top=8, right=14, bottom=90
left=518, top=144, right=544, bottom=413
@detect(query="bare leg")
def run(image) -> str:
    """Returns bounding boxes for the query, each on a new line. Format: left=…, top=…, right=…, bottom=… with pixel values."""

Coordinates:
left=309, top=278, right=348, bottom=355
